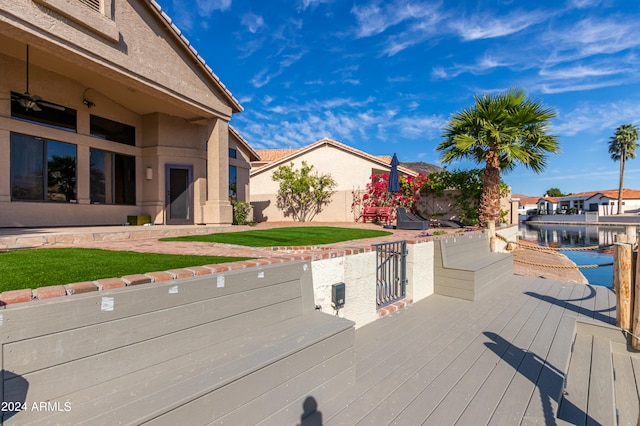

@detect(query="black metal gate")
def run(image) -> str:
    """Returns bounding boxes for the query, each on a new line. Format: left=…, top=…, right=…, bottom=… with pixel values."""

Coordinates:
left=373, top=240, right=407, bottom=309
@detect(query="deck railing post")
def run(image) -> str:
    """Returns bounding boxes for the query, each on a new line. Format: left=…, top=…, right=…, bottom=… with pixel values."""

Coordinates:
left=487, top=221, right=496, bottom=253
left=633, top=232, right=640, bottom=349
left=614, top=241, right=633, bottom=330
left=625, top=226, right=637, bottom=245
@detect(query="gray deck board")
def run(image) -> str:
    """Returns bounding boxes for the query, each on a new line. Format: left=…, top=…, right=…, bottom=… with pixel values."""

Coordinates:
left=324, top=276, right=616, bottom=426
left=321, top=276, right=519, bottom=423
left=558, top=333, right=592, bottom=424
left=422, top=277, right=561, bottom=426
left=490, top=282, right=586, bottom=425
left=458, top=279, right=576, bottom=426
left=612, top=351, right=639, bottom=426
left=587, top=335, right=616, bottom=426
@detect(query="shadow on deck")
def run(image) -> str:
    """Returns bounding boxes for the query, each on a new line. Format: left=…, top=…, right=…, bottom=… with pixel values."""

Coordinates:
left=320, top=276, right=618, bottom=425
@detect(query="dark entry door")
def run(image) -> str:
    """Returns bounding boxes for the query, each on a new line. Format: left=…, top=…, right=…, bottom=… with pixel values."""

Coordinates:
left=166, top=165, right=193, bottom=224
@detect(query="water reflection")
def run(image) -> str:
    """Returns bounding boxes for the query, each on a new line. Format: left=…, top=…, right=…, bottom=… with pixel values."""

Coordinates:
left=518, top=223, right=620, bottom=287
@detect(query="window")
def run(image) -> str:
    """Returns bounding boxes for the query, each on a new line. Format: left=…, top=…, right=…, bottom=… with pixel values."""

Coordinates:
left=90, top=115, right=136, bottom=146
left=229, top=165, right=237, bottom=200
left=10, top=132, right=77, bottom=202
left=11, top=93, right=77, bottom=132
left=229, top=148, right=237, bottom=159
left=90, top=148, right=136, bottom=204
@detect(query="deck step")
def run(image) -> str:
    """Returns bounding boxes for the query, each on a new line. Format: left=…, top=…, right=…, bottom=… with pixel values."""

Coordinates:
left=558, top=320, right=631, bottom=426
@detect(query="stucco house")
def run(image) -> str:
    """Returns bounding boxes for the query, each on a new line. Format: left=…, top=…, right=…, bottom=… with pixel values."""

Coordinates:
left=0, top=0, right=254, bottom=227
left=536, top=197, right=559, bottom=214
left=250, top=138, right=418, bottom=222
left=532, top=189, right=640, bottom=217
left=557, top=189, right=640, bottom=215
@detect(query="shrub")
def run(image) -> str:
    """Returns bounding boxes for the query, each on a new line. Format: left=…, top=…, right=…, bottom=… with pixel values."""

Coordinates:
left=232, top=201, right=253, bottom=225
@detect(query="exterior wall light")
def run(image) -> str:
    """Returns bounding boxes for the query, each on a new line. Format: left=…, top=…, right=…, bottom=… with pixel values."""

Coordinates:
left=146, top=167, right=153, bottom=180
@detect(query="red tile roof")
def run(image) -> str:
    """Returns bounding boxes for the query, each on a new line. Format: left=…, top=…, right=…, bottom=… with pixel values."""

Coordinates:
left=251, top=138, right=418, bottom=176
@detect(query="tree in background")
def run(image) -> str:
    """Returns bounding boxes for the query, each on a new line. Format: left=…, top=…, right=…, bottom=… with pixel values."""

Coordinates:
left=437, top=88, right=558, bottom=226
left=422, top=169, right=509, bottom=225
left=545, top=187, right=565, bottom=197
left=608, top=124, right=639, bottom=214
left=272, top=161, right=337, bottom=222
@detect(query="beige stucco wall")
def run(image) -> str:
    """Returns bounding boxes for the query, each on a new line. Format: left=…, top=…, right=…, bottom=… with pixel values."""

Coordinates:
left=311, top=241, right=435, bottom=328
left=419, top=188, right=515, bottom=225
left=312, top=252, right=378, bottom=328
left=407, top=242, right=434, bottom=303
left=0, top=0, right=237, bottom=226
left=0, top=0, right=234, bottom=119
left=251, top=144, right=394, bottom=222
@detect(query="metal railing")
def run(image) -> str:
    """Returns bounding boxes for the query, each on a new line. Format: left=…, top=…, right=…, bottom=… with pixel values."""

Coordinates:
left=373, top=240, right=407, bottom=309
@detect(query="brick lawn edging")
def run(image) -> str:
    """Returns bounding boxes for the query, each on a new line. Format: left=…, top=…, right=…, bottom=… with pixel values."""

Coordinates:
left=0, top=230, right=483, bottom=307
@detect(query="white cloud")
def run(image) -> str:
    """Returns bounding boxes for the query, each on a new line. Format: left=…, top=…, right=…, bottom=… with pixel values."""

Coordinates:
left=195, top=0, right=232, bottom=16
left=543, top=18, right=640, bottom=65
left=568, top=0, right=602, bottom=8
left=539, top=64, right=629, bottom=80
left=553, top=100, right=640, bottom=136
left=539, top=79, right=629, bottom=94
left=232, top=96, right=445, bottom=150
left=431, top=54, right=511, bottom=80
left=241, top=13, right=265, bottom=33
left=351, top=1, right=441, bottom=38
left=451, top=10, right=550, bottom=41
left=299, top=0, right=333, bottom=11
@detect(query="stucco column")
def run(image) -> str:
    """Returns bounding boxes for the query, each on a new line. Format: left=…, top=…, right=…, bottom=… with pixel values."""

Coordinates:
left=202, top=118, right=232, bottom=224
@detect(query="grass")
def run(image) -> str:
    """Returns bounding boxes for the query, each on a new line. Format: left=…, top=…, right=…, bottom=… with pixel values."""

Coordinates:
left=0, top=248, right=252, bottom=292
left=160, top=226, right=393, bottom=247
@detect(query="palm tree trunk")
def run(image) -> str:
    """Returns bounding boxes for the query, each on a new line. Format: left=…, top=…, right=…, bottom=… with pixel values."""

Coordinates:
left=617, top=152, right=625, bottom=214
left=479, top=148, right=502, bottom=225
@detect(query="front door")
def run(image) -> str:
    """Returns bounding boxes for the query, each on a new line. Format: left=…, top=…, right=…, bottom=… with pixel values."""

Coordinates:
left=166, top=165, right=193, bottom=224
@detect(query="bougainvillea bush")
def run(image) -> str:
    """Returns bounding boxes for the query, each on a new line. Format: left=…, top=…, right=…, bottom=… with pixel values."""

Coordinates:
left=351, top=173, right=428, bottom=220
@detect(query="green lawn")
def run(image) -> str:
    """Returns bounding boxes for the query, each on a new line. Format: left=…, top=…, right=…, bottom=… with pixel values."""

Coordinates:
left=160, top=226, right=393, bottom=247
left=0, top=248, right=252, bottom=292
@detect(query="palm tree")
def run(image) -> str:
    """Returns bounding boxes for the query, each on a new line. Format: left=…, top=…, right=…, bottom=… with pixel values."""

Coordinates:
left=437, top=88, right=559, bottom=225
left=608, top=124, right=639, bottom=214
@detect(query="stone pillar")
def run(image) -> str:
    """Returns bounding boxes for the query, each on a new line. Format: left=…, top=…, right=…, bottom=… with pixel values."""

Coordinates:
left=202, top=118, right=232, bottom=224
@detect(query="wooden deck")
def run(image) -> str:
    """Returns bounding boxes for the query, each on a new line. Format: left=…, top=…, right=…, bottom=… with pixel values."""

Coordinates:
left=315, top=275, right=618, bottom=425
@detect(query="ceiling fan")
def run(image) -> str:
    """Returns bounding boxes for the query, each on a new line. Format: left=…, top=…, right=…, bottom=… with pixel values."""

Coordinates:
left=8, top=45, right=65, bottom=112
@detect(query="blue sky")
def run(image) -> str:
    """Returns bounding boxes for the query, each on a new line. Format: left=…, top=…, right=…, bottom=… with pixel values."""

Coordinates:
left=156, top=0, right=640, bottom=197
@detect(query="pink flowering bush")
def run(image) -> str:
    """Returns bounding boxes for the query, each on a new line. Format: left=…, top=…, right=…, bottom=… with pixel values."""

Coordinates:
left=351, top=173, right=428, bottom=221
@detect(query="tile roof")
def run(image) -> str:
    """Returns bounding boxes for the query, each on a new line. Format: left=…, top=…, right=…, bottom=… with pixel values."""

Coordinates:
left=559, top=189, right=640, bottom=200
left=515, top=196, right=542, bottom=205
left=255, top=148, right=300, bottom=162
left=251, top=138, right=418, bottom=177
left=590, top=189, right=640, bottom=199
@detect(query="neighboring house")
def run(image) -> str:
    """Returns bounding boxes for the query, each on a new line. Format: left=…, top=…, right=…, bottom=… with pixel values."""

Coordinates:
left=0, top=0, right=251, bottom=227
left=513, top=195, right=541, bottom=215
left=559, top=189, right=640, bottom=215
left=536, top=197, right=559, bottom=214
left=250, top=138, right=418, bottom=222
left=533, top=189, right=640, bottom=216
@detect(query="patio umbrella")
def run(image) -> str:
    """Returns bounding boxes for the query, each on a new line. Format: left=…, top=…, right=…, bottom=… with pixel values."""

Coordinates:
left=388, top=153, right=400, bottom=193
